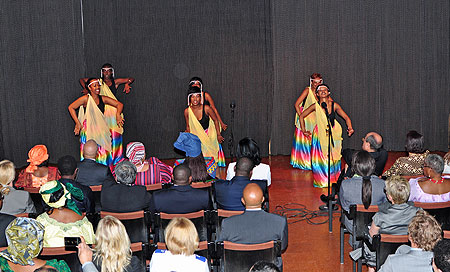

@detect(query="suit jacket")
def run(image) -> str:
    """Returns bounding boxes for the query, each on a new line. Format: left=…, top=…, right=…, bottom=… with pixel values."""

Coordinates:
left=0, top=213, right=15, bottom=247
left=217, top=209, right=288, bottom=270
left=150, top=185, right=211, bottom=214
left=379, top=245, right=433, bottom=272
left=100, top=180, right=152, bottom=212
left=0, top=187, right=36, bottom=215
left=215, top=176, right=266, bottom=211
left=59, top=178, right=95, bottom=214
left=76, top=159, right=114, bottom=186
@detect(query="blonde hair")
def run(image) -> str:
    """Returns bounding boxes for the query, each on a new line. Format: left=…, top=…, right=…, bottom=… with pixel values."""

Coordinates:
left=165, top=217, right=199, bottom=256
left=0, top=160, right=16, bottom=195
left=408, top=210, right=442, bottom=251
left=93, top=216, right=132, bottom=272
left=385, top=176, right=410, bottom=204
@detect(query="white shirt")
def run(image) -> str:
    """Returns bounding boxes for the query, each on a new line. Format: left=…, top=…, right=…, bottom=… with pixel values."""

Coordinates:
left=149, top=249, right=209, bottom=272
left=226, top=162, right=271, bottom=186
left=444, top=162, right=450, bottom=174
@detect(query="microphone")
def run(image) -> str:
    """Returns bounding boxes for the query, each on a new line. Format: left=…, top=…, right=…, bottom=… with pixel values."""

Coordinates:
left=230, top=100, right=236, bottom=109
left=321, top=102, right=329, bottom=116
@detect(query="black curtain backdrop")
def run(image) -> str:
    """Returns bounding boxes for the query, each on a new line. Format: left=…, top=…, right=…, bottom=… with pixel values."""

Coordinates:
left=0, top=0, right=449, bottom=167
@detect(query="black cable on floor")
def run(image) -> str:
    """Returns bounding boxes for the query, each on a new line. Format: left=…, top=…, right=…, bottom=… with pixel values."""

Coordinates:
left=273, top=203, right=341, bottom=225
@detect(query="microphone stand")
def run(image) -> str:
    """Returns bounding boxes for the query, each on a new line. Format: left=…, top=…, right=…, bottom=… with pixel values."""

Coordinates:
left=228, top=102, right=236, bottom=162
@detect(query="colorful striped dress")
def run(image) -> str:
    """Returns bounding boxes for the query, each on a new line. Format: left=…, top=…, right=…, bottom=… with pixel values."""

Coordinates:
left=134, top=157, right=173, bottom=185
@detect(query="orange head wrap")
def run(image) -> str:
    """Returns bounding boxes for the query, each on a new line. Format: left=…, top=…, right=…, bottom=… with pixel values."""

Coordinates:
left=25, top=145, right=49, bottom=173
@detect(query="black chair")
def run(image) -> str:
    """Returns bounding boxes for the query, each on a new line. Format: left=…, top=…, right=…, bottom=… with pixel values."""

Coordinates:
left=15, top=212, right=38, bottom=218
left=40, top=247, right=81, bottom=272
left=154, top=210, right=208, bottom=243
left=89, top=185, right=102, bottom=213
left=371, top=233, right=409, bottom=270
left=414, top=201, right=450, bottom=230
left=210, top=209, right=244, bottom=240
left=130, top=242, right=147, bottom=269
left=444, top=230, right=450, bottom=239
left=216, top=240, right=281, bottom=272
left=251, top=179, right=270, bottom=212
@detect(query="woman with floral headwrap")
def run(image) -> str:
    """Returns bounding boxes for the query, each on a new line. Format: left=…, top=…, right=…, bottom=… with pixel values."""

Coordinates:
left=125, top=142, right=172, bottom=185
left=15, top=145, right=59, bottom=188
left=36, top=180, right=95, bottom=247
left=0, top=217, right=70, bottom=272
left=69, top=77, right=124, bottom=167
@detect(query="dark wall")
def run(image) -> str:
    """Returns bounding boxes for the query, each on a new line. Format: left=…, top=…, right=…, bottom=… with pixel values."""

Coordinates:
left=1, top=0, right=448, bottom=167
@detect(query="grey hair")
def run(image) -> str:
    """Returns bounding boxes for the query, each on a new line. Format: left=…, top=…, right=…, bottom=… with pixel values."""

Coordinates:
left=114, top=160, right=137, bottom=185
left=425, top=154, right=444, bottom=174
left=366, top=135, right=382, bottom=150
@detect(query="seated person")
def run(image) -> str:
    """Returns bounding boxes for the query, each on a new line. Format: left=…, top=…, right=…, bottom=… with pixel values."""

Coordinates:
left=249, top=261, right=281, bottom=272
left=149, top=217, right=209, bottom=272
left=76, top=216, right=145, bottom=272
left=444, top=150, right=450, bottom=174
left=409, top=154, right=450, bottom=202
left=125, top=141, right=172, bottom=185
left=150, top=164, right=210, bottom=214
left=76, top=140, right=114, bottom=186
left=0, top=217, right=70, bottom=272
left=217, top=183, right=288, bottom=271
left=338, top=151, right=387, bottom=231
left=16, top=145, right=59, bottom=188
left=57, top=155, right=94, bottom=213
left=0, top=160, right=35, bottom=215
left=173, top=132, right=216, bottom=181
left=379, top=210, right=442, bottom=272
left=433, top=239, right=450, bottom=272
left=227, top=137, right=271, bottom=186
left=383, top=131, right=429, bottom=177
left=0, top=190, right=15, bottom=247
left=101, top=160, right=152, bottom=212
left=36, top=180, right=95, bottom=247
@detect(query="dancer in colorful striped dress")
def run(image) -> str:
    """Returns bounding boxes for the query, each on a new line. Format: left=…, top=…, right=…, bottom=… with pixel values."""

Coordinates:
left=68, top=78, right=124, bottom=167
left=299, top=84, right=354, bottom=187
left=291, top=73, right=322, bottom=169
left=184, top=85, right=226, bottom=167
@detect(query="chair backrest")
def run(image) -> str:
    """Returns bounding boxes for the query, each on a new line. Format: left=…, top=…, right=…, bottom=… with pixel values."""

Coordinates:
left=218, top=240, right=281, bottom=272
left=351, top=204, right=379, bottom=240
left=89, top=185, right=102, bottom=213
left=22, top=188, right=44, bottom=215
left=100, top=210, right=150, bottom=245
left=251, top=179, right=270, bottom=212
left=213, top=209, right=245, bottom=238
left=372, top=233, right=410, bottom=270
left=130, top=242, right=147, bottom=268
left=444, top=230, right=450, bottom=239
left=156, top=210, right=207, bottom=242
left=40, top=247, right=81, bottom=272
left=145, top=183, right=163, bottom=192
left=414, top=201, right=450, bottom=230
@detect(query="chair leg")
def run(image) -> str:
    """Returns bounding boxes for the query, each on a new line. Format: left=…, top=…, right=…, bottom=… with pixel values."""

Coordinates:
left=357, top=258, right=362, bottom=272
left=340, top=226, right=344, bottom=264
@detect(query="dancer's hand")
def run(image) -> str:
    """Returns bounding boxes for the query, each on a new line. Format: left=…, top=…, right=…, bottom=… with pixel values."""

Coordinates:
left=302, top=129, right=311, bottom=138
left=347, top=128, right=354, bottom=137
left=116, top=115, right=124, bottom=127
left=74, top=123, right=82, bottom=135
left=217, top=134, right=225, bottom=143
left=123, top=84, right=132, bottom=94
left=220, top=122, right=228, bottom=131
left=82, top=88, right=88, bottom=95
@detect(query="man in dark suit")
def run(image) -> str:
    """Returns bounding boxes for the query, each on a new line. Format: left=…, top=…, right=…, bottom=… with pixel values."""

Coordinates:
left=57, top=155, right=94, bottom=214
left=150, top=164, right=210, bottom=214
left=76, top=139, right=114, bottom=186
left=101, top=160, right=152, bottom=212
left=217, top=183, right=288, bottom=271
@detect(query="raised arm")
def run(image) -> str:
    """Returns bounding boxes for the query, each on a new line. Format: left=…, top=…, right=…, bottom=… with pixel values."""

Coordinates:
left=79, top=78, right=89, bottom=94
left=334, top=103, right=354, bottom=136
left=204, top=92, right=227, bottom=131
left=205, top=105, right=224, bottom=143
left=114, top=77, right=135, bottom=93
left=294, top=87, right=312, bottom=116
left=101, top=96, right=124, bottom=127
left=298, top=104, right=316, bottom=137
left=68, top=95, right=88, bottom=135
left=184, top=108, right=190, bottom=132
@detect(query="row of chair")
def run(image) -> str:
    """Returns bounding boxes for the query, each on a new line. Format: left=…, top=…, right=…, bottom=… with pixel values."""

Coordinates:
left=340, top=201, right=450, bottom=272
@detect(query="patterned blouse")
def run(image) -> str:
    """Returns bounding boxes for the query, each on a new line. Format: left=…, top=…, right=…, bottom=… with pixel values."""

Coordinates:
left=383, top=150, right=430, bottom=177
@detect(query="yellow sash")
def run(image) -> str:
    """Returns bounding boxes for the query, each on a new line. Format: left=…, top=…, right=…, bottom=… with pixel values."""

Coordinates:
left=315, top=102, right=342, bottom=161
left=99, top=79, right=124, bottom=134
left=295, top=87, right=317, bottom=130
left=188, top=107, right=220, bottom=162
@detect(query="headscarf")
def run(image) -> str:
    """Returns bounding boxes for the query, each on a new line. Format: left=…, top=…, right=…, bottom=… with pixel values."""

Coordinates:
left=0, top=217, right=45, bottom=266
left=126, top=142, right=147, bottom=171
left=39, top=180, right=83, bottom=215
left=25, top=145, right=49, bottom=173
left=173, top=132, right=202, bottom=157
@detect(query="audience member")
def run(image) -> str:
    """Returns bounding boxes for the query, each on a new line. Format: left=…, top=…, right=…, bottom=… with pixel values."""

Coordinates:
left=216, top=157, right=261, bottom=211
left=379, top=210, right=442, bottom=272
left=16, top=145, right=59, bottom=188
left=433, top=239, right=450, bottom=272
left=77, top=216, right=145, bottom=272
left=36, top=180, right=95, bottom=247
left=249, top=261, right=281, bottom=272
left=0, top=189, right=15, bottom=247
left=57, top=155, right=94, bottom=213
left=0, top=159, right=36, bottom=215
left=409, top=154, right=450, bottom=202
left=444, top=150, right=450, bottom=174
left=125, top=141, right=172, bottom=185
left=174, top=132, right=216, bottom=181
left=33, top=266, right=60, bottom=272
left=150, top=164, right=210, bottom=214
left=217, top=183, right=288, bottom=271
left=383, top=131, right=429, bottom=177
left=339, top=150, right=387, bottom=231
left=0, top=217, right=70, bottom=271
left=227, top=137, right=272, bottom=186
left=101, top=160, right=152, bottom=212
left=76, top=140, right=114, bottom=186
left=149, top=217, right=209, bottom=272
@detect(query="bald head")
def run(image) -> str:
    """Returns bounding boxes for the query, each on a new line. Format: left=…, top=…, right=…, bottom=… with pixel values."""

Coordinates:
left=363, top=132, right=382, bottom=152
left=83, top=140, right=98, bottom=159
left=235, top=157, right=254, bottom=177
left=242, top=183, right=264, bottom=209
